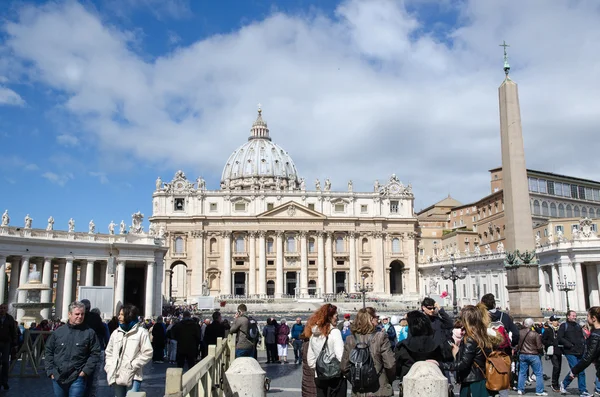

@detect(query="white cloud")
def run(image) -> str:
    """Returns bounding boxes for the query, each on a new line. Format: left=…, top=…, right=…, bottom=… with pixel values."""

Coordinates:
left=56, top=134, right=79, bottom=146
left=24, top=163, right=38, bottom=171
left=89, top=171, right=109, bottom=184
left=106, top=0, right=192, bottom=20
left=3, top=1, right=600, bottom=209
left=42, top=171, right=73, bottom=186
left=0, top=86, right=24, bottom=106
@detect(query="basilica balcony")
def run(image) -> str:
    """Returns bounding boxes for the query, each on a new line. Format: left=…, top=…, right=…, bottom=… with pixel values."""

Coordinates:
left=333, top=251, right=349, bottom=258
left=232, top=251, right=248, bottom=259
left=284, top=251, right=300, bottom=259
left=386, top=251, right=404, bottom=258
left=171, top=252, right=187, bottom=259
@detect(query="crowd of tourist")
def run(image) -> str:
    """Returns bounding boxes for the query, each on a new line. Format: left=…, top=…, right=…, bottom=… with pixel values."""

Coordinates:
left=1, top=293, right=599, bottom=396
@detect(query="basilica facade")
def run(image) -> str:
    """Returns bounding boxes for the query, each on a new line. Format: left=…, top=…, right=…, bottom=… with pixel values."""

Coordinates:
left=150, top=109, right=419, bottom=301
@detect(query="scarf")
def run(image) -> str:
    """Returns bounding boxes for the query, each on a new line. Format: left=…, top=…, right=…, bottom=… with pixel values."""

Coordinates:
left=119, top=320, right=138, bottom=332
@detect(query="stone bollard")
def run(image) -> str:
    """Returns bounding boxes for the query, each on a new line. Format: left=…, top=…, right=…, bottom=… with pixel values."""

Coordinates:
left=126, top=392, right=146, bottom=397
left=224, top=357, right=266, bottom=397
left=403, top=361, right=448, bottom=397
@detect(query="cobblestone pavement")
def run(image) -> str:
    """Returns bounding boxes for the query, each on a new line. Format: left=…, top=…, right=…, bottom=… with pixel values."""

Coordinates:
left=5, top=352, right=599, bottom=396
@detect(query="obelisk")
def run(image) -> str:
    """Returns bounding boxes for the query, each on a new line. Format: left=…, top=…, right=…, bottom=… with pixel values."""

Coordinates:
left=497, top=41, right=541, bottom=320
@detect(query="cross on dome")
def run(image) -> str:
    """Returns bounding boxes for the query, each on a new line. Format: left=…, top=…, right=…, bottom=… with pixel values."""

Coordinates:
left=250, top=104, right=270, bottom=140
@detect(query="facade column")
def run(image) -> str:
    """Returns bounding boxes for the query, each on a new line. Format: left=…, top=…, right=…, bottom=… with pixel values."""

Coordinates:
left=275, top=232, right=284, bottom=298
left=317, top=232, right=325, bottom=297
left=349, top=232, right=357, bottom=293
left=41, top=257, right=52, bottom=319
left=164, top=269, right=172, bottom=301
left=249, top=231, right=257, bottom=296
left=325, top=232, right=333, bottom=294
left=155, top=254, right=165, bottom=315
left=258, top=232, right=266, bottom=295
left=61, top=258, right=74, bottom=321
left=8, top=258, right=20, bottom=312
left=538, top=267, right=547, bottom=310
left=374, top=232, right=385, bottom=293
left=17, top=256, right=30, bottom=320
left=300, top=231, right=308, bottom=296
left=222, top=231, right=232, bottom=295
left=192, top=231, right=205, bottom=296
left=0, top=255, right=5, bottom=304
left=574, top=262, right=586, bottom=312
left=85, top=259, right=94, bottom=287
left=145, top=261, right=155, bottom=318
left=114, top=260, right=126, bottom=314
left=186, top=269, right=192, bottom=298
left=551, top=264, right=561, bottom=311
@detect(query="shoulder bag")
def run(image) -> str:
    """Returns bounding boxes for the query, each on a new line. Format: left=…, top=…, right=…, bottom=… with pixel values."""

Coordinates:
left=315, top=334, right=341, bottom=380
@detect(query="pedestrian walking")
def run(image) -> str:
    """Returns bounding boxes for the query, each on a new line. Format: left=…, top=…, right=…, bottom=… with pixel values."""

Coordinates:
left=542, top=315, right=562, bottom=392
left=291, top=317, right=305, bottom=364
left=300, top=316, right=317, bottom=397
left=341, top=307, right=396, bottom=396
left=277, top=318, right=290, bottom=364
left=166, top=319, right=178, bottom=364
left=0, top=304, right=16, bottom=390
left=171, top=311, right=202, bottom=369
left=104, top=304, right=153, bottom=397
left=307, top=303, right=346, bottom=397
left=151, top=316, right=167, bottom=363
left=516, top=318, right=547, bottom=396
left=263, top=319, right=278, bottom=363
left=230, top=304, right=259, bottom=358
left=438, top=305, right=493, bottom=397
left=565, top=307, right=600, bottom=396
left=559, top=310, right=590, bottom=396
left=203, top=311, right=226, bottom=358
left=45, top=301, right=101, bottom=397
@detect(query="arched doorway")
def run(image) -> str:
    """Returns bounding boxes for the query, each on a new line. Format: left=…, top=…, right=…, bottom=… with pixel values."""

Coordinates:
left=389, top=260, right=404, bottom=295
left=170, top=261, right=188, bottom=301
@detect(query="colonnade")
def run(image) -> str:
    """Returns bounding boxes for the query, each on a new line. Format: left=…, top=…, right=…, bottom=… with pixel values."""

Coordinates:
left=538, top=261, right=600, bottom=312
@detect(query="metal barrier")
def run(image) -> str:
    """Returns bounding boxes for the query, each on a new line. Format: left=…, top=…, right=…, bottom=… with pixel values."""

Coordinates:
left=164, top=334, right=235, bottom=397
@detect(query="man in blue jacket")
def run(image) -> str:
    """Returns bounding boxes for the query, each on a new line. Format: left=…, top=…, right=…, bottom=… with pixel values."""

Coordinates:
left=290, top=317, right=305, bottom=365
left=559, top=310, right=589, bottom=396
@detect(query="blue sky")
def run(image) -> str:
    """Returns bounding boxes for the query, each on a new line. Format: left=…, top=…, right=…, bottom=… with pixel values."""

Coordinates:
left=0, top=0, right=599, bottom=233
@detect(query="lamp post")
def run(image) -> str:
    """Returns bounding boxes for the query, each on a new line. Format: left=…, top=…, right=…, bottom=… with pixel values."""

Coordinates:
left=354, top=272, right=373, bottom=309
left=556, top=274, right=576, bottom=312
left=440, top=253, right=468, bottom=315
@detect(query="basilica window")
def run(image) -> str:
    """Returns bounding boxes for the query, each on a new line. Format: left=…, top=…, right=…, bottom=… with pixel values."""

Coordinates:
left=234, top=202, right=246, bottom=211
left=541, top=202, right=549, bottom=216
left=209, top=238, right=217, bottom=253
left=574, top=206, right=581, bottom=218
left=308, top=203, right=315, bottom=210
left=334, top=203, right=345, bottom=212
left=174, top=198, right=185, bottom=211
left=267, top=260, right=274, bottom=266
left=267, top=238, right=274, bottom=253
left=361, top=205, right=368, bottom=214
left=390, top=201, right=399, bottom=214
left=532, top=200, right=540, bottom=215
left=335, top=236, right=344, bottom=252
left=309, top=260, right=316, bottom=266
left=566, top=205, right=573, bottom=217
left=590, top=208, right=596, bottom=218
left=210, top=203, right=217, bottom=212
left=286, top=236, right=296, bottom=252
left=582, top=207, right=588, bottom=218
left=235, top=236, right=245, bottom=252
left=392, top=238, right=401, bottom=253
left=550, top=203, right=557, bottom=217
left=267, top=203, right=274, bottom=210
left=308, top=238, right=315, bottom=253
left=558, top=204, right=565, bottom=217
left=361, top=238, right=369, bottom=253
left=266, top=280, right=275, bottom=296
left=174, top=237, right=184, bottom=254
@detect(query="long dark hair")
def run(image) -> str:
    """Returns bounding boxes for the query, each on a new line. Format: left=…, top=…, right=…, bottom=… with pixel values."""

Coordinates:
left=406, top=310, right=433, bottom=336
left=120, top=304, right=139, bottom=324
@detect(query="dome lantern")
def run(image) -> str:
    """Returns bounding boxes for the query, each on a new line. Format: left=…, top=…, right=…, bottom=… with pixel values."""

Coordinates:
left=249, top=104, right=270, bottom=141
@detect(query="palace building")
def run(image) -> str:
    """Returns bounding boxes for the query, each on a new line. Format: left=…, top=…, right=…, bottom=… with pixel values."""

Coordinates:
left=149, top=108, right=419, bottom=302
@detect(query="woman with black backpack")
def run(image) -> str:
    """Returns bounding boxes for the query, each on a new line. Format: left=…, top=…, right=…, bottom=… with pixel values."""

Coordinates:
left=341, top=307, right=396, bottom=397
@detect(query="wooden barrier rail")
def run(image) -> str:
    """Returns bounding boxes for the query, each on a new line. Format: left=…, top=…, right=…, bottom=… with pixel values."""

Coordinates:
left=10, top=329, right=52, bottom=377
left=164, top=334, right=236, bottom=397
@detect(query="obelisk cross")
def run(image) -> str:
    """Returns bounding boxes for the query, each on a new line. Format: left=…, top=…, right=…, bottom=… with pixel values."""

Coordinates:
left=499, top=40, right=510, bottom=75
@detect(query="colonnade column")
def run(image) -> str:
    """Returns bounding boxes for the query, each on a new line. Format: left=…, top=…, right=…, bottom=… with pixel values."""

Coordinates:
left=574, top=262, right=586, bottom=311
left=114, top=260, right=126, bottom=314
left=587, top=264, right=600, bottom=306
left=349, top=232, right=357, bottom=293
left=41, top=257, right=52, bottom=319
left=597, top=264, right=600, bottom=308
left=374, top=232, right=385, bottom=293
left=552, top=265, right=561, bottom=311
left=62, top=258, right=74, bottom=321
left=317, top=232, right=325, bottom=297
left=17, top=256, right=30, bottom=320
left=300, top=231, right=308, bottom=296
left=538, top=267, right=547, bottom=310
left=85, top=259, right=94, bottom=286
left=8, top=259, right=19, bottom=311
left=0, top=256, right=5, bottom=304
left=325, top=233, right=333, bottom=294
left=145, top=261, right=155, bottom=317
left=275, top=232, right=284, bottom=298
left=248, top=231, right=257, bottom=296
left=222, top=231, right=232, bottom=295
left=155, top=255, right=164, bottom=316
left=258, top=232, right=266, bottom=295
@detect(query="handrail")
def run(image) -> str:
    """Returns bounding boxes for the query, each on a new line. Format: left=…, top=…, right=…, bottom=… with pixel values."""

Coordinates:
left=165, top=334, right=236, bottom=397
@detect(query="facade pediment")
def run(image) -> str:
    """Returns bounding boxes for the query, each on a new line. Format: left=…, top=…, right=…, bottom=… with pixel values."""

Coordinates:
left=257, top=202, right=326, bottom=219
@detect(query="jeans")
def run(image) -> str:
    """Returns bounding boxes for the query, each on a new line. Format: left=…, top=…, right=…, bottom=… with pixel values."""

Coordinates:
left=113, top=380, right=141, bottom=397
left=562, top=354, right=587, bottom=393
left=0, top=343, right=9, bottom=385
left=52, top=377, right=87, bottom=397
left=518, top=354, right=545, bottom=394
left=292, top=340, right=303, bottom=362
left=176, top=351, right=198, bottom=370
left=235, top=347, right=255, bottom=358
left=550, top=353, right=562, bottom=387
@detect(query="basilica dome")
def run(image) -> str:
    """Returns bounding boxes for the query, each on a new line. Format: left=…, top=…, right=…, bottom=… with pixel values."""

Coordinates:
left=221, top=108, right=300, bottom=191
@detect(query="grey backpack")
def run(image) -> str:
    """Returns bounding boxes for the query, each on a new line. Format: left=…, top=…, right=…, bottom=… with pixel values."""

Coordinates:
left=315, top=335, right=341, bottom=380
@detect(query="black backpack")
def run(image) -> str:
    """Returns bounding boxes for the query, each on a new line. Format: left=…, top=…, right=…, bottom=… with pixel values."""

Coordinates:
left=348, top=333, right=381, bottom=393
left=242, top=316, right=259, bottom=343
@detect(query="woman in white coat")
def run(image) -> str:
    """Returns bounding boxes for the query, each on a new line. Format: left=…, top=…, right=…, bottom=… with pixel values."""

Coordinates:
left=105, top=304, right=153, bottom=397
left=306, top=303, right=347, bottom=397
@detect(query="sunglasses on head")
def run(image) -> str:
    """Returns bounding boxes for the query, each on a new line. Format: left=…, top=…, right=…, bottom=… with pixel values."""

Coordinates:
left=425, top=306, right=435, bottom=310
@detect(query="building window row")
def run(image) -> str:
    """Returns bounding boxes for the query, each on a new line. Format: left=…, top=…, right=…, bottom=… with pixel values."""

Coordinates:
left=529, top=177, right=600, bottom=202
left=532, top=200, right=598, bottom=219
